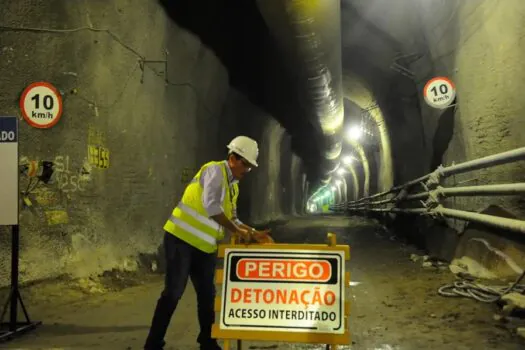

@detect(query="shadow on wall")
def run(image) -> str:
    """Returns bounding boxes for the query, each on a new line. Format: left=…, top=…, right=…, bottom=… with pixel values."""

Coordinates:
left=430, top=106, right=456, bottom=170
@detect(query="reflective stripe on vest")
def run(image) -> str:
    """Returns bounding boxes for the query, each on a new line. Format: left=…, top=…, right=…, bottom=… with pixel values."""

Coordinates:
left=168, top=215, right=217, bottom=245
left=171, top=202, right=221, bottom=232
left=164, top=161, right=236, bottom=253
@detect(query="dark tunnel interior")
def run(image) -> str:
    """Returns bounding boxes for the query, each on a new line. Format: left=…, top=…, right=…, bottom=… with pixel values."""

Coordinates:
left=1, top=0, right=525, bottom=348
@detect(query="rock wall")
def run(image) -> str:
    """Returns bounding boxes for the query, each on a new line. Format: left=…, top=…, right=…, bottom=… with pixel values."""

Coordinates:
left=220, top=89, right=307, bottom=226
left=0, top=0, right=305, bottom=287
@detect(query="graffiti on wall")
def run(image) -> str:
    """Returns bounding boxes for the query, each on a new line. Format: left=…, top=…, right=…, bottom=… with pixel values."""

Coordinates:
left=54, top=155, right=92, bottom=193
left=20, top=154, right=92, bottom=194
left=87, top=126, right=110, bottom=169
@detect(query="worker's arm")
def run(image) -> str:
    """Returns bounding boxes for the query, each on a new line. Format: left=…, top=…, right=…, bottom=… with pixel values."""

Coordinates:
left=200, top=165, right=249, bottom=240
left=233, top=205, right=273, bottom=242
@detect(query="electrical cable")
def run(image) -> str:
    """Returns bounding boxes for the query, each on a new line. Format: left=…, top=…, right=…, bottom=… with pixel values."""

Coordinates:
left=438, top=271, right=525, bottom=303
left=0, top=24, right=213, bottom=114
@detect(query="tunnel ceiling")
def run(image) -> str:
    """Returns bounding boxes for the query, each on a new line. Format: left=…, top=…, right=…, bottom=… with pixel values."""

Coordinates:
left=159, top=0, right=416, bottom=182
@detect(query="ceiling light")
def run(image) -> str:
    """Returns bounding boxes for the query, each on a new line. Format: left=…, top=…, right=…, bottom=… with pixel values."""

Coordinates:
left=347, top=125, right=362, bottom=141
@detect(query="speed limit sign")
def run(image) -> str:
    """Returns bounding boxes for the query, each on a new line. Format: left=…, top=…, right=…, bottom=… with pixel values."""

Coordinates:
left=423, top=77, right=456, bottom=109
left=20, top=81, right=63, bottom=129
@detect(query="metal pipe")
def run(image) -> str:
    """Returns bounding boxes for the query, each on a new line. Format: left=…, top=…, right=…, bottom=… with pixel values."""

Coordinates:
left=436, top=207, right=525, bottom=234
left=442, top=147, right=525, bottom=177
left=353, top=206, right=525, bottom=235
left=348, top=146, right=525, bottom=204
left=404, top=183, right=525, bottom=201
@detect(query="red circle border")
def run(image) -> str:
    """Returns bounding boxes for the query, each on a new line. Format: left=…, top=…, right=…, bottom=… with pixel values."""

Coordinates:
left=423, top=76, right=456, bottom=98
left=19, top=81, right=63, bottom=129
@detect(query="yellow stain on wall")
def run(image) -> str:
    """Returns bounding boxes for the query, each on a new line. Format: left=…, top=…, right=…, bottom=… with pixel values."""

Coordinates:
left=34, top=189, right=60, bottom=206
left=45, top=210, right=69, bottom=225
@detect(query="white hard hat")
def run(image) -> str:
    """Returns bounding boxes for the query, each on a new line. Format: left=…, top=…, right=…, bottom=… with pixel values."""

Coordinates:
left=227, top=136, right=259, bottom=167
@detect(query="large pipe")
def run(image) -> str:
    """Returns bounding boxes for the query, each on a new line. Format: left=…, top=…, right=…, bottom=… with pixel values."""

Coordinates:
left=340, top=205, right=525, bottom=235
left=350, top=147, right=525, bottom=203
left=256, top=0, right=344, bottom=174
left=359, top=183, right=525, bottom=206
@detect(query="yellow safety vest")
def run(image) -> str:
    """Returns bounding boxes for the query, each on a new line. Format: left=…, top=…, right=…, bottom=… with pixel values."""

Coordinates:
left=164, top=161, right=239, bottom=253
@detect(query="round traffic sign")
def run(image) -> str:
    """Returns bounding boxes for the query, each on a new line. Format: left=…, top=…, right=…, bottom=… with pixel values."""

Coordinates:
left=20, top=82, right=63, bottom=129
left=423, top=77, right=456, bottom=109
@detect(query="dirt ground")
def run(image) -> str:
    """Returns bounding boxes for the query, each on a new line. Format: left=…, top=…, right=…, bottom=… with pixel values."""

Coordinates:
left=1, top=217, right=524, bottom=350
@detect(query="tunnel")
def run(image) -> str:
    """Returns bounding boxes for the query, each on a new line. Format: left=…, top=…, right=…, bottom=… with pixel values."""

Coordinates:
left=1, top=0, right=525, bottom=348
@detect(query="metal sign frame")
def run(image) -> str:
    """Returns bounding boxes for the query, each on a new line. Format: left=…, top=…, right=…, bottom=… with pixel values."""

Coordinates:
left=0, top=116, right=42, bottom=343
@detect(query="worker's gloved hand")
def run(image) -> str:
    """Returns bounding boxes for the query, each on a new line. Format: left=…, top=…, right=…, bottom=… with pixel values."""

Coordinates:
left=252, top=229, right=274, bottom=244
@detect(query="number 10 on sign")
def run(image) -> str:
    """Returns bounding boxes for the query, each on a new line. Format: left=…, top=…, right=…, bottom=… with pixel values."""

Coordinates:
left=423, top=77, right=456, bottom=109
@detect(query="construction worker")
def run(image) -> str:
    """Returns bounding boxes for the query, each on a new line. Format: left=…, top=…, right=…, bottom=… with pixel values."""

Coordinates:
left=144, top=136, right=273, bottom=350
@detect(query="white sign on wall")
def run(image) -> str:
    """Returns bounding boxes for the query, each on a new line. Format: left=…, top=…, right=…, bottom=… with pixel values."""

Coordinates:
left=220, top=249, right=345, bottom=334
left=0, top=116, right=19, bottom=225
left=20, top=81, right=63, bottom=129
left=423, top=76, right=456, bottom=109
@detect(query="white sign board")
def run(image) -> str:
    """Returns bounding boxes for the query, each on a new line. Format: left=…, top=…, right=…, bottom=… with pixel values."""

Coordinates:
left=20, top=81, right=63, bottom=129
left=0, top=116, right=19, bottom=225
left=220, top=249, right=345, bottom=334
left=423, top=76, right=456, bottom=109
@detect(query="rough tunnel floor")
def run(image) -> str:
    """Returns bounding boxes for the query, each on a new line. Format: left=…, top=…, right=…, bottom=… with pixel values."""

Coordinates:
left=2, top=217, right=524, bottom=350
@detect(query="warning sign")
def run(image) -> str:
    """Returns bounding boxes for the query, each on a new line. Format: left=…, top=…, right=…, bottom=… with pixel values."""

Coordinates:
left=20, top=81, right=63, bottom=129
left=423, top=76, right=456, bottom=109
left=220, top=249, right=345, bottom=334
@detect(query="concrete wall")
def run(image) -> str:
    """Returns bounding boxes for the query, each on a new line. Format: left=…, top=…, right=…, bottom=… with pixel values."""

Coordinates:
left=0, top=0, right=305, bottom=287
left=220, top=89, right=306, bottom=226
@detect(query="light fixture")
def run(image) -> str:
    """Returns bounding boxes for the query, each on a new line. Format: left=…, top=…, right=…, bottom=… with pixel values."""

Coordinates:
left=342, top=155, right=353, bottom=165
left=347, top=125, right=362, bottom=141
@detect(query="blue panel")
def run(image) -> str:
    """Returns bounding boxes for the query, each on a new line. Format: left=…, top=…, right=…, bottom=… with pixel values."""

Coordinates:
left=0, top=116, right=18, bottom=143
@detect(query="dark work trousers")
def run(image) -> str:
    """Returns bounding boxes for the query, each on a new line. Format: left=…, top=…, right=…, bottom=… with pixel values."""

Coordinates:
left=144, top=232, right=217, bottom=350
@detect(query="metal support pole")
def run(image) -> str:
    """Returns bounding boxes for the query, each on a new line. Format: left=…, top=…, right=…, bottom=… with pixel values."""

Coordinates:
left=10, top=225, right=19, bottom=331
left=0, top=225, right=42, bottom=342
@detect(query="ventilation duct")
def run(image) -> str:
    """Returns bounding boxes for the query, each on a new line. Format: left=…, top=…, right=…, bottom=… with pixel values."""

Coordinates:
left=256, top=0, right=344, bottom=176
